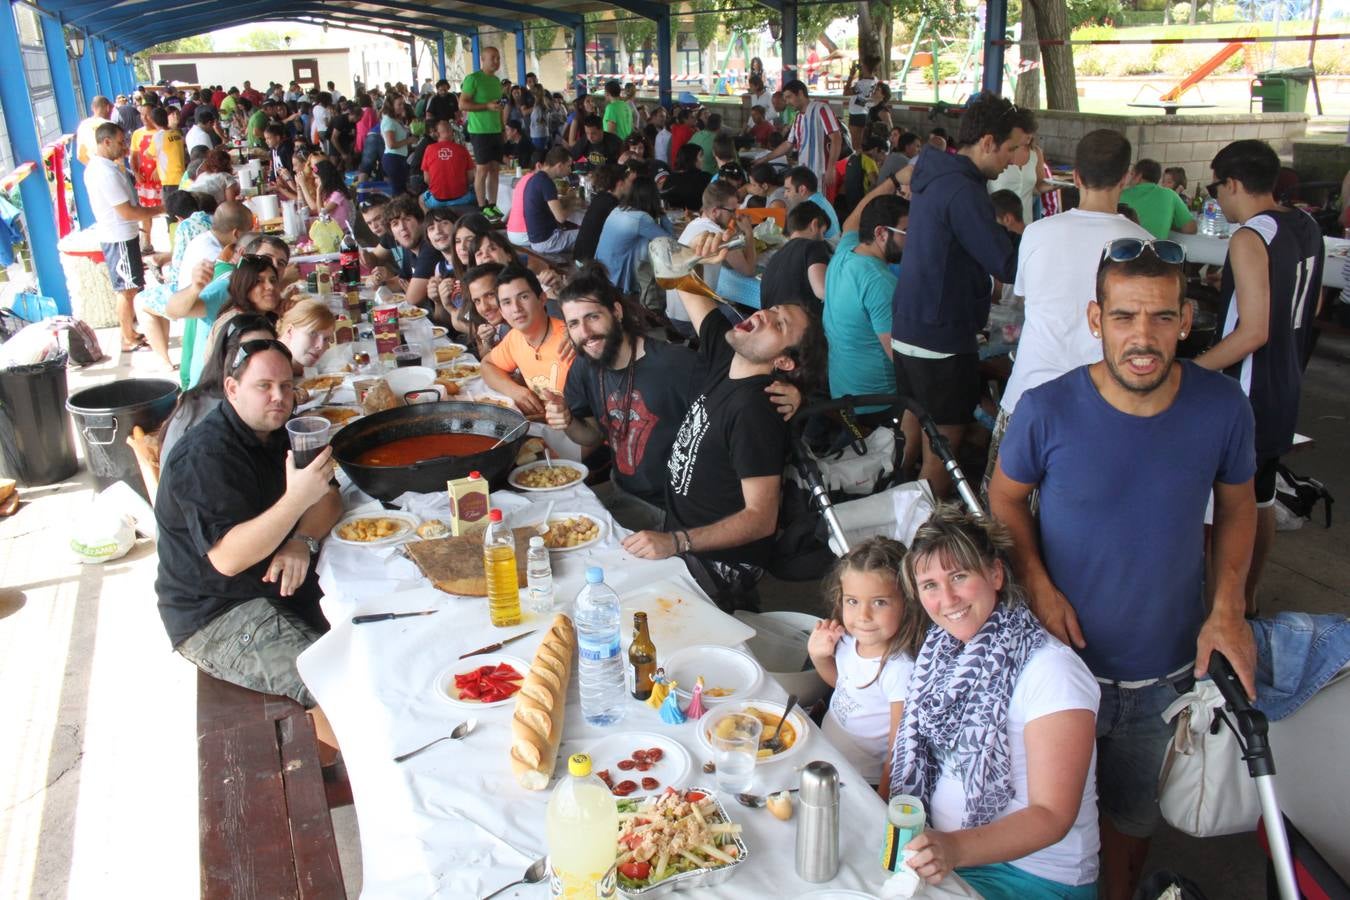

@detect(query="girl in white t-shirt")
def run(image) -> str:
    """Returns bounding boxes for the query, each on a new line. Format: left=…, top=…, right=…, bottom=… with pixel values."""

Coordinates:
left=808, top=537, right=923, bottom=790
left=891, top=506, right=1099, bottom=899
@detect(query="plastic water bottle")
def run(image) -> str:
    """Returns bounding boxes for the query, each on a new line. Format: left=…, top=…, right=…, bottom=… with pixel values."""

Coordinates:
left=574, top=567, right=626, bottom=726
left=1201, top=199, right=1221, bottom=237
left=526, top=536, right=555, bottom=614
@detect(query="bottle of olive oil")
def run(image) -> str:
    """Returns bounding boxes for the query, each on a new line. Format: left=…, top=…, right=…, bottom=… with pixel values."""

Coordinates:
left=483, top=509, right=521, bottom=627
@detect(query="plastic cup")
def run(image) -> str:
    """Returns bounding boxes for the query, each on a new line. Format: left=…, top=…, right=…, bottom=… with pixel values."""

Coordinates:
left=286, top=416, right=332, bottom=468
left=712, top=713, right=762, bottom=793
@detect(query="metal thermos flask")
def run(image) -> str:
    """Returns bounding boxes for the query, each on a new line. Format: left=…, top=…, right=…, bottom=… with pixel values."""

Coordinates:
left=795, top=760, right=841, bottom=882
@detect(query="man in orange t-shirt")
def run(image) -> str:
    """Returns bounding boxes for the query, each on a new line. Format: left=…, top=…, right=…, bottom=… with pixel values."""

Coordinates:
left=481, top=263, right=574, bottom=416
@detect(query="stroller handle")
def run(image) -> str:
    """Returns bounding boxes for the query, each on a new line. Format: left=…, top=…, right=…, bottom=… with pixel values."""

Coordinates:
left=1207, top=650, right=1253, bottom=714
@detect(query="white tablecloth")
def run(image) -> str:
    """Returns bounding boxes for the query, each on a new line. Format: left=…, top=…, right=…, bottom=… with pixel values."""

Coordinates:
left=1171, top=231, right=1348, bottom=291
left=298, top=481, right=969, bottom=899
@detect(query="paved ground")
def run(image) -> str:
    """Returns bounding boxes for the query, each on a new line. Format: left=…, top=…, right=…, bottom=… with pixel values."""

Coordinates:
left=2, top=325, right=1345, bottom=898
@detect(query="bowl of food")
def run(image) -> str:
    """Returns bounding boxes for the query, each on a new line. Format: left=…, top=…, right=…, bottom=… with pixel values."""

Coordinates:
left=696, top=700, right=809, bottom=765
left=508, top=459, right=587, bottom=492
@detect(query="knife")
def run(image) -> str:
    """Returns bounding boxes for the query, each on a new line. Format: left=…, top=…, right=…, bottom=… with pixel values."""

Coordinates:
left=352, top=610, right=438, bottom=625
left=459, top=628, right=538, bottom=659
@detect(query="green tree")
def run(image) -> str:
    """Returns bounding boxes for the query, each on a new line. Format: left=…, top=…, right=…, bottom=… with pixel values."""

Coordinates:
left=528, top=19, right=560, bottom=58
left=236, top=29, right=287, bottom=51
left=690, top=0, right=721, bottom=52
left=148, top=35, right=213, bottom=54
left=616, top=16, right=657, bottom=59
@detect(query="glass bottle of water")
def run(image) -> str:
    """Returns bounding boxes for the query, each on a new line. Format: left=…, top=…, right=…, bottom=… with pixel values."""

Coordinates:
left=573, top=567, right=626, bottom=726
left=526, top=536, right=555, bottom=614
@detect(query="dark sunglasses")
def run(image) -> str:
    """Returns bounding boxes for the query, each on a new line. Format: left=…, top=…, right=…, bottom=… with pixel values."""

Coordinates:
left=1101, top=238, right=1186, bottom=266
left=230, top=338, right=292, bottom=370
left=237, top=253, right=277, bottom=269
left=224, top=312, right=278, bottom=342
left=1206, top=180, right=1221, bottom=200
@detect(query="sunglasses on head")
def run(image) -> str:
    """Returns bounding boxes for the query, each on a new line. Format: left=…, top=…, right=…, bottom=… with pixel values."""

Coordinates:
left=230, top=338, right=292, bottom=371
left=224, top=312, right=278, bottom=342
left=1101, top=238, right=1186, bottom=266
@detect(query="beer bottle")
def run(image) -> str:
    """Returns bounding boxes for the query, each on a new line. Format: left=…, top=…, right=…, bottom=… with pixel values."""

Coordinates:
left=628, top=612, right=657, bottom=700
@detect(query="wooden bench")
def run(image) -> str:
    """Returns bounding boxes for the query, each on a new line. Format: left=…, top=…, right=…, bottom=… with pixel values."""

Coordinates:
left=197, top=671, right=347, bottom=899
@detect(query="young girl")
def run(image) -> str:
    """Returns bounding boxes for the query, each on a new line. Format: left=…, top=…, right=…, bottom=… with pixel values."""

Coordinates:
left=808, top=537, right=925, bottom=793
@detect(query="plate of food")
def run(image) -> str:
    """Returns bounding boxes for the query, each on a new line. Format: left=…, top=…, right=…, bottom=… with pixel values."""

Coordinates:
left=508, top=459, right=588, bottom=492
left=697, top=699, right=810, bottom=765
left=613, top=787, right=747, bottom=895
left=436, top=652, right=530, bottom=707
left=308, top=405, right=362, bottom=430
left=299, top=372, right=347, bottom=392
left=540, top=513, right=605, bottom=552
left=434, top=343, right=469, bottom=364
left=399, top=305, right=429, bottom=319
left=329, top=511, right=420, bottom=546
left=588, top=732, right=691, bottom=798
left=435, top=360, right=481, bottom=383
left=663, top=645, right=763, bottom=707
left=431, top=325, right=449, bottom=340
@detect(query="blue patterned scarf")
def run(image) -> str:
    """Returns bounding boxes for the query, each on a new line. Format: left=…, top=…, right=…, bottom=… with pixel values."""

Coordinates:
left=889, top=600, right=1046, bottom=828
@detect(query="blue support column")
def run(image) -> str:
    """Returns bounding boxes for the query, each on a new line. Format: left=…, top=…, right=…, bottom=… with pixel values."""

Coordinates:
left=0, top=2, right=71, bottom=312
left=437, top=34, right=446, bottom=80
left=471, top=33, right=481, bottom=72
left=982, top=0, right=1007, bottom=95
left=656, top=9, right=672, bottom=109
left=39, top=13, right=94, bottom=230
left=572, top=23, right=586, bottom=97
left=92, top=36, right=112, bottom=97
left=781, top=0, right=798, bottom=83
left=514, top=25, right=526, bottom=85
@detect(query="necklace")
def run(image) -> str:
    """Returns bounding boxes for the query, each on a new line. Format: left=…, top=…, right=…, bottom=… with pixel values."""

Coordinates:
left=599, top=338, right=639, bottom=445
left=526, top=321, right=551, bottom=360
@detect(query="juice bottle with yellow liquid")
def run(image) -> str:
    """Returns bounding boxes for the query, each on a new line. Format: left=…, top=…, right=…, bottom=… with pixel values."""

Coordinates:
left=547, top=753, right=617, bottom=899
left=483, top=509, right=521, bottom=627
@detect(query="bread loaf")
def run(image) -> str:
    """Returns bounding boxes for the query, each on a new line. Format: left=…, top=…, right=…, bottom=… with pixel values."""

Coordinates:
left=510, top=612, right=575, bottom=790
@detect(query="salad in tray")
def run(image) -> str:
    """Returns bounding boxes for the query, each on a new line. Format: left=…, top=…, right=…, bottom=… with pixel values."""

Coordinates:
left=614, top=787, right=744, bottom=891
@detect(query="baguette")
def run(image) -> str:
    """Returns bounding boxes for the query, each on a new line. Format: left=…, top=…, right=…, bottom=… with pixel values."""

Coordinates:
left=510, top=612, right=576, bottom=790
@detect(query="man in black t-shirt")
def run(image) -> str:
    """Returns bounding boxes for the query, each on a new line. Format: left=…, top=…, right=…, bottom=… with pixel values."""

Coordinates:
left=623, top=238, right=828, bottom=611
left=761, top=200, right=833, bottom=317
left=427, top=79, right=456, bottom=123
left=571, top=115, right=624, bottom=167
left=572, top=164, right=624, bottom=262
left=546, top=268, right=702, bottom=531
left=155, top=339, right=343, bottom=751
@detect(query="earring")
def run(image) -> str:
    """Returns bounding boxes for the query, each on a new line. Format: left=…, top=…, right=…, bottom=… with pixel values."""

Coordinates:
left=1180, top=332, right=1188, bottom=338
left=1091, top=330, right=1099, bottom=337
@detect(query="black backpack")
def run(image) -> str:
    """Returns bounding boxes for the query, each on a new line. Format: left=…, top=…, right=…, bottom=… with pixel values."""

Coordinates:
left=1275, top=463, right=1333, bottom=529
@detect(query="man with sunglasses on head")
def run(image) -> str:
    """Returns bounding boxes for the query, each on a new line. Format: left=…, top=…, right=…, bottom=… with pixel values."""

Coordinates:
left=1193, top=139, right=1324, bottom=617
left=155, top=336, right=344, bottom=760
left=989, top=239, right=1257, bottom=900
left=888, top=91, right=1032, bottom=499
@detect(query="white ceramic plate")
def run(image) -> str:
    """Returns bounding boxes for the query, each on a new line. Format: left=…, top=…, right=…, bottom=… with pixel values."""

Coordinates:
left=307, top=405, right=363, bottom=432
left=298, top=372, right=349, bottom=393
left=663, top=645, right=763, bottom=706
left=697, top=699, right=810, bottom=766
left=586, top=731, right=691, bottom=796
left=431, top=325, right=449, bottom=340
left=434, top=360, right=482, bottom=383
left=328, top=511, right=420, bottom=546
left=432, top=343, right=469, bottom=364
left=435, top=653, right=531, bottom=708
left=507, top=459, right=588, bottom=492
left=539, top=512, right=606, bottom=553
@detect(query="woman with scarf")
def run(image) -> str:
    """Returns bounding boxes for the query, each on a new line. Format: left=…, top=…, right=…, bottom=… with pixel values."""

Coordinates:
left=891, top=506, right=1100, bottom=899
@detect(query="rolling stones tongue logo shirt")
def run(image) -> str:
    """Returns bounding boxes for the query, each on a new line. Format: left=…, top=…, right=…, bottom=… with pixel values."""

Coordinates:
left=563, top=336, right=702, bottom=508
left=663, top=314, right=790, bottom=568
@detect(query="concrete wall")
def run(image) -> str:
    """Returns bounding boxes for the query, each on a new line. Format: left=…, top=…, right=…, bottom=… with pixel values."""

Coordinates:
left=149, top=48, right=353, bottom=95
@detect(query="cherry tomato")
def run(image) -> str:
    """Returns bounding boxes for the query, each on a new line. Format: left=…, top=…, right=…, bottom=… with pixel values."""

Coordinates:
left=616, top=759, right=637, bottom=771
left=640, top=777, right=659, bottom=790
left=619, top=861, right=651, bottom=880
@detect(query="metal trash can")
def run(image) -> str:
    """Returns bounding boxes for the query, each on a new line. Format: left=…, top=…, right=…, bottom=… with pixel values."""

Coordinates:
left=0, top=353, right=79, bottom=486
left=66, top=378, right=179, bottom=499
left=1252, top=67, right=1314, bottom=113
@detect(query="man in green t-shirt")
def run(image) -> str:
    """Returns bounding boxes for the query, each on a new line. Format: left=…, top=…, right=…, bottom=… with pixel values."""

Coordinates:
left=1119, top=157, right=1197, bottom=240
left=460, top=46, right=506, bottom=219
left=245, top=100, right=268, bottom=149
left=601, top=79, right=633, bottom=140
left=687, top=114, right=722, bottom=174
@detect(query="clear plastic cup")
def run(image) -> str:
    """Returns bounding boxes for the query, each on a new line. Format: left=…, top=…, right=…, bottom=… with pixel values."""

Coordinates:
left=712, top=712, right=762, bottom=793
left=285, top=416, right=332, bottom=468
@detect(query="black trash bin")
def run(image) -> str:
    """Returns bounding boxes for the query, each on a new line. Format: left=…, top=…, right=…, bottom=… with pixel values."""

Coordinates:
left=0, top=353, right=80, bottom=486
left=66, top=378, right=179, bottom=499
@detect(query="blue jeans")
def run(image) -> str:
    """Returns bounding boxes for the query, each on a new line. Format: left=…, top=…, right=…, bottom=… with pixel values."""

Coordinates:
left=1251, top=612, right=1350, bottom=720
left=1095, top=675, right=1188, bottom=838
left=382, top=153, right=409, bottom=195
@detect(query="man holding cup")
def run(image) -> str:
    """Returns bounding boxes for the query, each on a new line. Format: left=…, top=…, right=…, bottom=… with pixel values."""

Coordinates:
left=155, top=338, right=344, bottom=755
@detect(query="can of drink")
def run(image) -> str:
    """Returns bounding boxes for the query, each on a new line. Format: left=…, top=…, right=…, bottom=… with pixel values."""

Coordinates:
left=881, top=794, right=926, bottom=873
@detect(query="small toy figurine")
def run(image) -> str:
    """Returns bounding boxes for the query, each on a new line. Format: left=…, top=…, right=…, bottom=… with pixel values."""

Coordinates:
left=685, top=676, right=707, bottom=719
left=646, top=667, right=671, bottom=710
left=659, top=680, right=687, bottom=724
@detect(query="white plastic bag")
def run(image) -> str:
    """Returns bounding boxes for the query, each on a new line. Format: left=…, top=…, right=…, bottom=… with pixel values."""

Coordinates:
left=68, top=482, right=151, bottom=563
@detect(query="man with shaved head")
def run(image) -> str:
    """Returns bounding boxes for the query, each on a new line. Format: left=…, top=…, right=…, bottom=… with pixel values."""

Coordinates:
left=460, top=45, right=505, bottom=218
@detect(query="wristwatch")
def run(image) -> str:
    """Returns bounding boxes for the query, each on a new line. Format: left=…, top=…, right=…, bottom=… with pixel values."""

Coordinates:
left=293, top=534, right=321, bottom=555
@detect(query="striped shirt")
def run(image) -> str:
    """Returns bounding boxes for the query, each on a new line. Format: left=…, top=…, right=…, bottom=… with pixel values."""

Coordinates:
left=788, top=100, right=841, bottom=173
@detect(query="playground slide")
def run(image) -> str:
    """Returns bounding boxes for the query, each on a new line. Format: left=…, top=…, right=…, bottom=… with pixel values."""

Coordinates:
left=1160, top=41, right=1243, bottom=101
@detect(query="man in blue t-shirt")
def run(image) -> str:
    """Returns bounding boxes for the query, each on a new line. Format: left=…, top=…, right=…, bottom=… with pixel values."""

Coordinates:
left=823, top=179, right=908, bottom=420
left=783, top=166, right=840, bottom=240
left=522, top=145, right=579, bottom=256
left=989, top=241, right=1258, bottom=900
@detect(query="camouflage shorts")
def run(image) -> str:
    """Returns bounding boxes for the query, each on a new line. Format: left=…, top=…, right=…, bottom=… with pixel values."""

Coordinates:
left=177, top=597, right=320, bottom=707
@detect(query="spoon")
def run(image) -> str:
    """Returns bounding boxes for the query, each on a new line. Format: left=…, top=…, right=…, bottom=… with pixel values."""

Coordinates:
left=762, top=694, right=799, bottom=754
left=489, top=419, right=529, bottom=451
left=479, top=856, right=549, bottom=900
left=736, top=784, right=846, bottom=808
left=393, top=718, right=477, bottom=763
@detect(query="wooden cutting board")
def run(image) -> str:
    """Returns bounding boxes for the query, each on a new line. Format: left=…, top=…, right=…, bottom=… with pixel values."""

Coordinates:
left=404, top=527, right=534, bottom=596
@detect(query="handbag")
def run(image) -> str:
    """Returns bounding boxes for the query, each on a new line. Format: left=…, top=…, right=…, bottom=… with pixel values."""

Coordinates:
left=1156, top=679, right=1261, bottom=837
